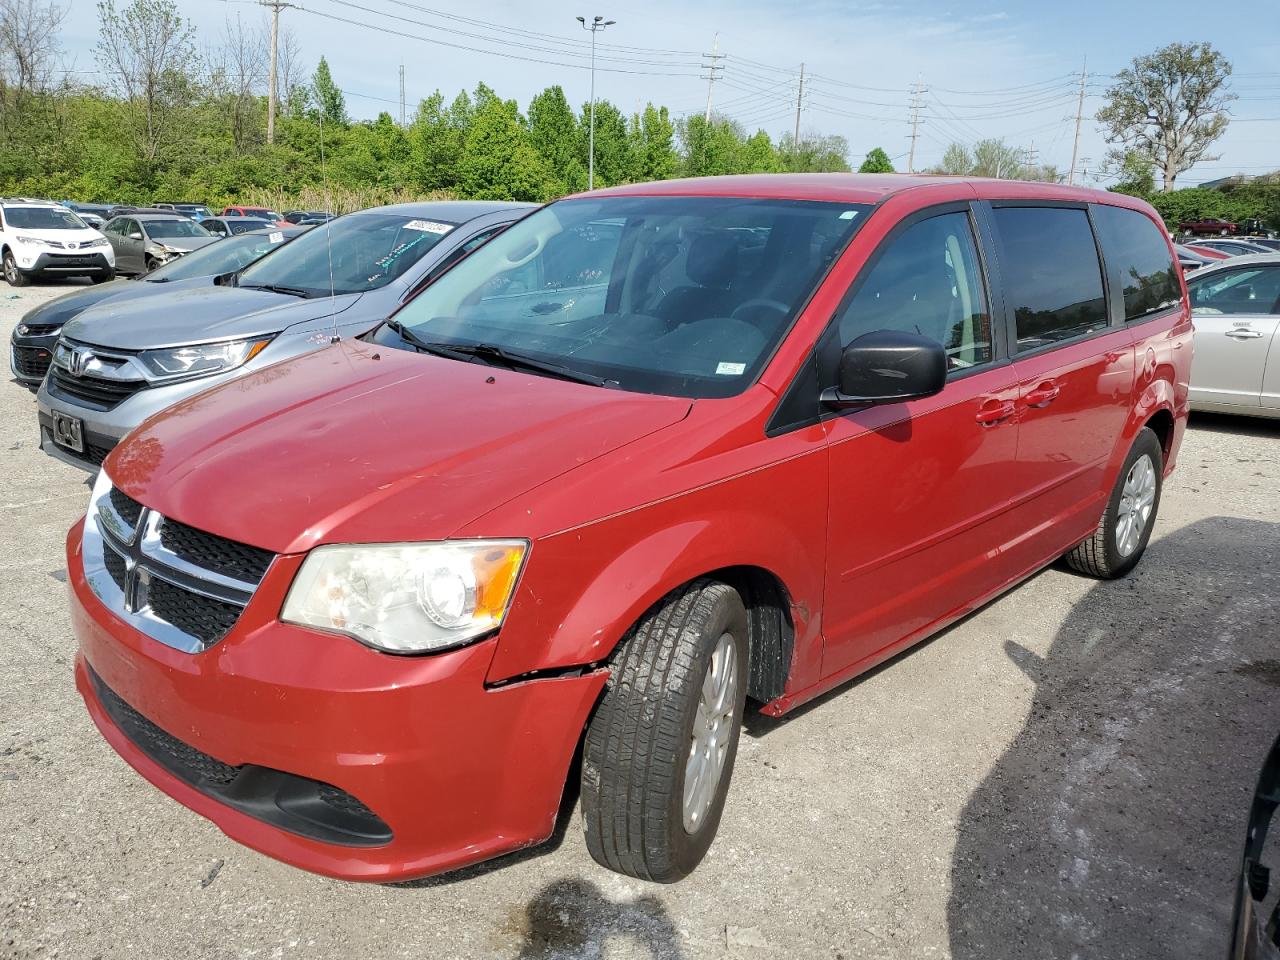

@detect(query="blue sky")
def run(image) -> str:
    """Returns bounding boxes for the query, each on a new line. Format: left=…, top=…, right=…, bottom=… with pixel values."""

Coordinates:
left=58, top=0, right=1280, bottom=186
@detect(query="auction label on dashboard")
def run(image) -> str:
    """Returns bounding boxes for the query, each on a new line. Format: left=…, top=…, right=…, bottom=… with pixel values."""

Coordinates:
left=404, top=220, right=453, bottom=234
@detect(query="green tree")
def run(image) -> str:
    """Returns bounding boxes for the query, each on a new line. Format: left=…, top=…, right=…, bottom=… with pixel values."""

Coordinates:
left=1108, top=151, right=1156, bottom=197
left=630, top=103, right=678, bottom=182
left=778, top=132, right=850, bottom=172
left=528, top=85, right=582, bottom=194
left=310, top=56, right=346, bottom=126
left=93, top=0, right=200, bottom=182
left=457, top=97, right=550, bottom=201
left=935, top=142, right=972, bottom=175
left=580, top=98, right=630, bottom=187
left=409, top=91, right=462, bottom=191
left=1097, top=42, right=1234, bottom=192
left=680, top=114, right=745, bottom=177
left=858, top=147, right=895, bottom=173
left=739, top=129, right=779, bottom=173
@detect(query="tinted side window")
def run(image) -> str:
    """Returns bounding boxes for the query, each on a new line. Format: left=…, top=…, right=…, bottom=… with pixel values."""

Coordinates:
left=835, top=211, right=992, bottom=369
left=1189, top=267, right=1280, bottom=315
left=1092, top=204, right=1180, bottom=321
left=992, top=207, right=1107, bottom=350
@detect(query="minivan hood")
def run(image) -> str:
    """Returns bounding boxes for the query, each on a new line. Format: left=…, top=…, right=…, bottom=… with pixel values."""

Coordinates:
left=107, top=341, right=692, bottom=554
left=62, top=283, right=363, bottom=350
left=19, top=276, right=212, bottom=329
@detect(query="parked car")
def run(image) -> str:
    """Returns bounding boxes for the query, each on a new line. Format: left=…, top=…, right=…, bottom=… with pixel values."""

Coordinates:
left=38, top=200, right=530, bottom=470
left=1187, top=252, right=1280, bottom=419
left=1, top=199, right=115, bottom=286
left=1175, top=244, right=1221, bottom=273
left=1179, top=217, right=1239, bottom=237
left=1238, top=218, right=1278, bottom=239
left=65, top=174, right=1190, bottom=884
left=1247, top=237, right=1280, bottom=252
left=174, top=204, right=214, bottom=221
left=100, top=214, right=217, bottom=275
left=1190, top=238, right=1275, bottom=257
left=282, top=210, right=332, bottom=224
left=222, top=205, right=290, bottom=227
left=1227, top=731, right=1280, bottom=960
left=1183, top=243, right=1232, bottom=261
left=78, top=212, right=106, bottom=230
left=68, top=202, right=114, bottom=222
left=10, top=227, right=310, bottom=387
left=201, top=216, right=274, bottom=238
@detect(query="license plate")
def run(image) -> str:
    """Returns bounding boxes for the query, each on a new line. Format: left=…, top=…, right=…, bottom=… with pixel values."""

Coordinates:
left=51, top=411, right=84, bottom=453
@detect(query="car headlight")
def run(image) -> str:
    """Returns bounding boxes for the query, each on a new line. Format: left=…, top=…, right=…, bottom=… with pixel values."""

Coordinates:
left=83, top=237, right=109, bottom=249
left=135, top=336, right=273, bottom=380
left=14, top=235, right=45, bottom=246
left=282, top=540, right=529, bottom=653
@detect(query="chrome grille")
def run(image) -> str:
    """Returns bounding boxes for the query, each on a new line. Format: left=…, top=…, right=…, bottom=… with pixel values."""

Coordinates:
left=82, top=475, right=275, bottom=653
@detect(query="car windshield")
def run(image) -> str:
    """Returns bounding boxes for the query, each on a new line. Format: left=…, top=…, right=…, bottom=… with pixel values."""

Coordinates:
left=238, top=212, right=457, bottom=295
left=146, top=219, right=212, bottom=239
left=244, top=208, right=282, bottom=220
left=389, top=196, right=868, bottom=398
left=147, top=230, right=293, bottom=281
left=229, top=219, right=271, bottom=234
left=7, top=207, right=87, bottom=230
left=178, top=205, right=213, bottom=217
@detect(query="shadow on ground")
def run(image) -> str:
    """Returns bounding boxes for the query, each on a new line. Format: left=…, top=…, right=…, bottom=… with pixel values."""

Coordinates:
left=948, top=516, right=1280, bottom=959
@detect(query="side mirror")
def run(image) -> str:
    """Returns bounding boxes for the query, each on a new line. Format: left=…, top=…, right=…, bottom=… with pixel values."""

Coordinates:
left=822, top=330, right=948, bottom=409
left=129, top=231, right=143, bottom=240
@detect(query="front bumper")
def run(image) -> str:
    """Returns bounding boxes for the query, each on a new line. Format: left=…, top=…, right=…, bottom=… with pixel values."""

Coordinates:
left=67, top=520, right=606, bottom=881
left=15, top=250, right=112, bottom=277
left=10, top=333, right=57, bottom=385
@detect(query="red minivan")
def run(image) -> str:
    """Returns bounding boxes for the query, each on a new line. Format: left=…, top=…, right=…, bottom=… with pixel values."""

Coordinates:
left=68, top=175, right=1191, bottom=883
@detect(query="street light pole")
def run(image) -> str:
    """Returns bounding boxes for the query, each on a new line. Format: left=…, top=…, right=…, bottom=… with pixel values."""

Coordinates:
left=576, top=14, right=615, bottom=191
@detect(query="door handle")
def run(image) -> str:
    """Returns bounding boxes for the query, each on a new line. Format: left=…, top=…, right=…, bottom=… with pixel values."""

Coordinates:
left=1024, top=380, right=1061, bottom=408
left=975, top=398, right=1016, bottom=425
left=1226, top=328, right=1264, bottom=339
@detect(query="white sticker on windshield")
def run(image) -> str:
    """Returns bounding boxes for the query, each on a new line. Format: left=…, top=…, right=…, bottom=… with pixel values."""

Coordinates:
left=839, top=209, right=860, bottom=220
left=268, top=231, right=284, bottom=243
left=404, top=219, right=453, bottom=234
left=715, top=362, right=746, bottom=376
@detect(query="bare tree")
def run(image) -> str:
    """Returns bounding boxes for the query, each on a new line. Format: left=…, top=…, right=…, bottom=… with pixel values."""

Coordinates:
left=1097, top=42, right=1235, bottom=192
left=207, top=15, right=266, bottom=150
left=275, top=24, right=305, bottom=113
left=0, top=0, right=66, bottom=100
left=94, top=0, right=200, bottom=177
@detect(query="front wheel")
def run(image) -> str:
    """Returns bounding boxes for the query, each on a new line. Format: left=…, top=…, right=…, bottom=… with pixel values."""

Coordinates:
left=1065, top=427, right=1163, bottom=578
left=91, top=270, right=115, bottom=284
left=3, top=250, right=29, bottom=287
left=581, top=579, right=748, bottom=882
left=1220, top=228, right=1230, bottom=236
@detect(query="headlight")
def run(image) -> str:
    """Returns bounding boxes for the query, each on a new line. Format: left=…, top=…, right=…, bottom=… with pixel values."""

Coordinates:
left=281, top=540, right=529, bottom=653
left=136, top=336, right=273, bottom=380
left=14, top=235, right=45, bottom=246
left=84, top=237, right=109, bottom=249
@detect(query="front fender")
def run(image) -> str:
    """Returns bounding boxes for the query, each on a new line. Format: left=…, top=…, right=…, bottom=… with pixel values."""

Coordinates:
left=485, top=447, right=829, bottom=697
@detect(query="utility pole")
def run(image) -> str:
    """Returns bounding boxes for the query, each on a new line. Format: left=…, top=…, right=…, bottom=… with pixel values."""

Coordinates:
left=261, top=0, right=294, bottom=146
left=1068, top=56, right=1087, bottom=185
left=907, top=75, right=924, bottom=174
left=701, top=33, right=723, bottom=122
left=793, top=62, right=805, bottom=144
left=576, top=14, right=616, bottom=190
left=399, top=64, right=406, bottom=127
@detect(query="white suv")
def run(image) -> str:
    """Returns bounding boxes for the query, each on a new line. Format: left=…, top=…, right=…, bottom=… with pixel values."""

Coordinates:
left=0, top=199, right=115, bottom=286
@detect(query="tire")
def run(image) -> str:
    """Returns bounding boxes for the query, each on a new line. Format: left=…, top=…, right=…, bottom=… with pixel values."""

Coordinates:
left=91, top=270, right=115, bottom=284
left=581, top=579, right=749, bottom=882
left=1220, top=228, right=1230, bottom=236
left=143, top=256, right=157, bottom=273
left=3, top=250, right=29, bottom=287
left=1065, top=427, right=1163, bottom=578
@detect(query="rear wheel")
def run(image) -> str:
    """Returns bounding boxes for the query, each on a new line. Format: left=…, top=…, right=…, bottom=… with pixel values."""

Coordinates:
left=3, top=250, right=29, bottom=287
left=1220, top=228, right=1230, bottom=236
left=1065, top=427, right=1163, bottom=578
left=581, top=579, right=748, bottom=882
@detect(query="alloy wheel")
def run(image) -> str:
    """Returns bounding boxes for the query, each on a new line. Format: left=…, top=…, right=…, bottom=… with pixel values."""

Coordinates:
left=1115, top=453, right=1157, bottom=558
left=683, top=632, right=738, bottom=834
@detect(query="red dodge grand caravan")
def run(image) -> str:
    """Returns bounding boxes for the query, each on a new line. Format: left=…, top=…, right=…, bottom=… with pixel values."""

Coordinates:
left=68, top=175, right=1191, bottom=883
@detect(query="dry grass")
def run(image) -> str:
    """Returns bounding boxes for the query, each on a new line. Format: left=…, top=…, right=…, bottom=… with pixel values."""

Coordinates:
left=238, top=185, right=455, bottom=215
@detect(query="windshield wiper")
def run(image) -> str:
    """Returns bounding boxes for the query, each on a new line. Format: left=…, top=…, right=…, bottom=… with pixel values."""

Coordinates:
left=241, top=282, right=310, bottom=298
left=384, top=322, right=608, bottom=387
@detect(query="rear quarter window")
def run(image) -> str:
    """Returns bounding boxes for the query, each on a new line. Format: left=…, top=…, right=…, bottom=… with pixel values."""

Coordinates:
left=1092, top=204, right=1181, bottom=321
left=992, top=206, right=1108, bottom=351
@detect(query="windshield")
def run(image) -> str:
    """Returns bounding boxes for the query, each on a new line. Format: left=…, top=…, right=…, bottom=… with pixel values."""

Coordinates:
left=244, top=208, right=282, bottom=220
left=177, top=205, right=213, bottom=217
left=147, top=230, right=293, bottom=281
left=388, top=196, right=868, bottom=398
left=7, top=207, right=88, bottom=230
left=145, top=219, right=212, bottom=239
left=238, top=212, right=456, bottom=296
left=229, top=219, right=271, bottom=234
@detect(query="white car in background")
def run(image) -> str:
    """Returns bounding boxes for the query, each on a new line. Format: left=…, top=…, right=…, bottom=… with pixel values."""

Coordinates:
left=1188, top=252, right=1280, bottom=419
left=0, top=199, right=115, bottom=286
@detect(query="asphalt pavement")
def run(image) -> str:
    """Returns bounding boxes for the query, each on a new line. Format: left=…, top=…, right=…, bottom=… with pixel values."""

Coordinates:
left=2, top=281, right=1278, bottom=959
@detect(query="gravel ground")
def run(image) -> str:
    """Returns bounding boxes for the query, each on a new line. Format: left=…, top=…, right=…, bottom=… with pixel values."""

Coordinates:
left=2, top=281, right=1279, bottom=960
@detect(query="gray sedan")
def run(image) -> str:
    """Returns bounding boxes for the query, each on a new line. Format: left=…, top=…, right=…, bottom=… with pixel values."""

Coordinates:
left=37, top=200, right=535, bottom=471
left=1188, top=252, right=1280, bottom=419
left=100, top=214, right=218, bottom=275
